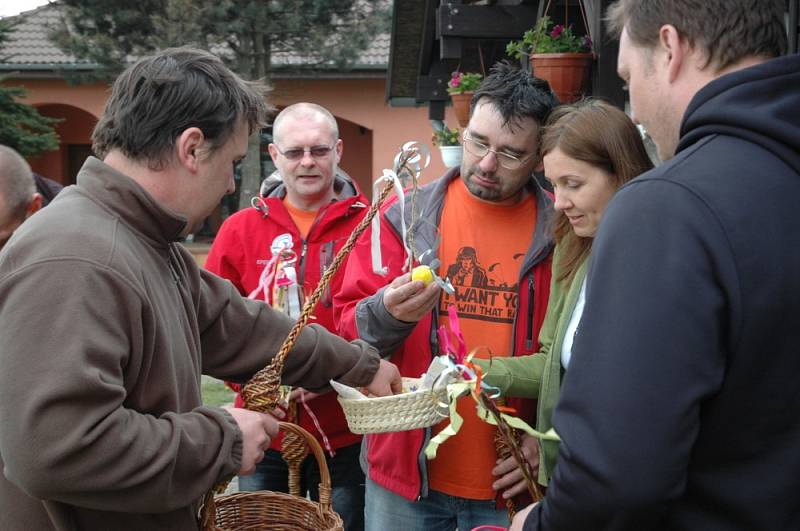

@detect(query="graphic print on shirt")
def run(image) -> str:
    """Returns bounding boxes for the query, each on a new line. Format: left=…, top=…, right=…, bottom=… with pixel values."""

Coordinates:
left=439, top=247, right=524, bottom=324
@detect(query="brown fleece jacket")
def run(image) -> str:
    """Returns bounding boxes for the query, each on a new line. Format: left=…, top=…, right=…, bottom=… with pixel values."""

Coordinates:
left=0, top=158, right=378, bottom=530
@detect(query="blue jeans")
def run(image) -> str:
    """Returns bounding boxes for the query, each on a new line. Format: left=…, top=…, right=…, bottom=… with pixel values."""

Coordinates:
left=239, top=443, right=365, bottom=531
left=365, top=478, right=509, bottom=531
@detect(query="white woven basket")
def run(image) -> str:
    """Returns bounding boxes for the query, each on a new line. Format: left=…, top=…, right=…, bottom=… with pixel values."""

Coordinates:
left=338, top=377, right=449, bottom=434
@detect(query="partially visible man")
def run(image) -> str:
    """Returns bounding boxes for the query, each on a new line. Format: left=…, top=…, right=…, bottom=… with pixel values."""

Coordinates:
left=206, top=102, right=369, bottom=530
left=336, top=62, right=558, bottom=530
left=0, top=48, right=400, bottom=531
left=0, top=145, right=42, bottom=251
left=33, top=172, right=63, bottom=206
left=514, top=1, right=800, bottom=530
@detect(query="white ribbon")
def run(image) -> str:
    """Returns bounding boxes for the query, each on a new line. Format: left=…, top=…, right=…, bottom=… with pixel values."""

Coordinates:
left=283, top=265, right=302, bottom=319
left=371, top=169, right=409, bottom=276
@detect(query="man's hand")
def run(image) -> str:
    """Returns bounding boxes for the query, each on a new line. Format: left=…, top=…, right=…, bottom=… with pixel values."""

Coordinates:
left=509, top=502, right=538, bottom=531
left=492, top=433, right=540, bottom=499
left=364, top=359, right=402, bottom=396
left=383, top=272, right=441, bottom=322
left=223, top=406, right=280, bottom=475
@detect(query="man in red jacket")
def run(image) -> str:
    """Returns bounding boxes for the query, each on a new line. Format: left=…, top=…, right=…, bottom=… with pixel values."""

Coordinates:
left=335, top=63, right=558, bottom=530
left=206, top=102, right=369, bottom=530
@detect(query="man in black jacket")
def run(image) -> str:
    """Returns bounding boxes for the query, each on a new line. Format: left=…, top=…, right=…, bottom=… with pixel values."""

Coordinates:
left=513, top=1, right=800, bottom=530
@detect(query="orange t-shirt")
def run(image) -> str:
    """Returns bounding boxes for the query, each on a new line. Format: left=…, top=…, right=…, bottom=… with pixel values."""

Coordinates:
left=427, top=177, right=537, bottom=499
left=282, top=197, right=319, bottom=239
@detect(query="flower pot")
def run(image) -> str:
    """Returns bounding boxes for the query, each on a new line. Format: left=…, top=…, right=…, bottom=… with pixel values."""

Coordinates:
left=439, top=145, right=463, bottom=168
left=450, top=92, right=473, bottom=127
left=530, top=52, right=593, bottom=103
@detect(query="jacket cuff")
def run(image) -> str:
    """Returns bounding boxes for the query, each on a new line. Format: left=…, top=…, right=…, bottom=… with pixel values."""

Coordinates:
left=214, top=406, right=243, bottom=480
left=355, top=286, right=417, bottom=357
left=336, top=338, right=381, bottom=388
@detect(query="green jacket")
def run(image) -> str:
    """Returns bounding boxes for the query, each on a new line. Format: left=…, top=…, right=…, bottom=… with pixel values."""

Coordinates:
left=475, top=245, right=588, bottom=485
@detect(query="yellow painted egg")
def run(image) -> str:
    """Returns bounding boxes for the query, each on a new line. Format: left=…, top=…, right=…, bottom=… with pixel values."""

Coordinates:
left=411, top=265, right=434, bottom=286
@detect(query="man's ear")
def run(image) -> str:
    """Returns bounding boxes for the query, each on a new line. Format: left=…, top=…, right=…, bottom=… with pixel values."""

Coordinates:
left=334, top=138, right=343, bottom=164
left=267, top=143, right=278, bottom=162
left=659, top=24, right=687, bottom=84
left=26, top=193, right=43, bottom=218
left=533, top=159, right=544, bottom=173
left=175, top=127, right=205, bottom=173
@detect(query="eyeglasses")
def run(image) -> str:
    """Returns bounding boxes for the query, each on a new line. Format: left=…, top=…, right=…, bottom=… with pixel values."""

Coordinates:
left=273, top=144, right=335, bottom=161
left=462, top=132, right=535, bottom=170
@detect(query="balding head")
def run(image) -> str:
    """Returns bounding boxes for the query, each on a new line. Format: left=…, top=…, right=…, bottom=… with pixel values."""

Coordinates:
left=267, top=102, right=343, bottom=211
left=272, top=103, right=339, bottom=146
left=0, top=145, right=40, bottom=251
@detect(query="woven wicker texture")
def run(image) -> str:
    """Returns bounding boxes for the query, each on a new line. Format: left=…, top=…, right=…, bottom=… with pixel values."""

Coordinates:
left=338, top=377, right=449, bottom=434
left=202, top=422, right=343, bottom=531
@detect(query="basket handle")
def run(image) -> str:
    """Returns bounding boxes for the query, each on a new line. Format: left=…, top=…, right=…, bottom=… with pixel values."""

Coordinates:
left=199, top=421, right=335, bottom=529
left=278, top=421, right=335, bottom=509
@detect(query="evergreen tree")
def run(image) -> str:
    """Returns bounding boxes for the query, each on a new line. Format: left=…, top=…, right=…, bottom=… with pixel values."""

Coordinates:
left=51, top=0, right=390, bottom=210
left=0, top=18, right=60, bottom=157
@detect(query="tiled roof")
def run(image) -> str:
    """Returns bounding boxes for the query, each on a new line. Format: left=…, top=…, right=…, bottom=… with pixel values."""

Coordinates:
left=0, top=3, right=93, bottom=67
left=272, top=32, right=390, bottom=69
left=0, top=2, right=389, bottom=71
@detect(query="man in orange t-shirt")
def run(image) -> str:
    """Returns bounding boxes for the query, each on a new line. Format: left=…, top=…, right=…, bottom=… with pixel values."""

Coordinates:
left=335, top=63, right=558, bottom=530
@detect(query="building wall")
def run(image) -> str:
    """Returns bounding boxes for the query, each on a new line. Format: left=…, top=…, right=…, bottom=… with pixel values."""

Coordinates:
left=272, top=77, right=452, bottom=187
left=11, top=75, right=458, bottom=192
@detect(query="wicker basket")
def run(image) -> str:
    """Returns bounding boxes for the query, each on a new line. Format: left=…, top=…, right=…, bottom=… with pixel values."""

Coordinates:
left=337, top=377, right=450, bottom=434
left=201, top=422, right=343, bottom=531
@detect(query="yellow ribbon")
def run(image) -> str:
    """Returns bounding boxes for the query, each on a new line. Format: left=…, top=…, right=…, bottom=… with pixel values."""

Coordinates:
left=423, top=353, right=561, bottom=460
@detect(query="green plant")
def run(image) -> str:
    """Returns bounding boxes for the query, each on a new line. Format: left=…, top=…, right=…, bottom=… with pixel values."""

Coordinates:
left=506, top=16, right=592, bottom=58
left=432, top=125, right=461, bottom=147
left=201, top=376, right=235, bottom=407
left=447, top=71, right=482, bottom=95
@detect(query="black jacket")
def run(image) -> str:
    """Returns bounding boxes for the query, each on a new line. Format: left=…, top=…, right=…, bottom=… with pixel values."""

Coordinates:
left=526, top=53, right=800, bottom=530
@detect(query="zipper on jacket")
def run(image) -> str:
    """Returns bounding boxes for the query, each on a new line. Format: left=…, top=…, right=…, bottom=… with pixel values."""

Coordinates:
left=416, top=427, right=432, bottom=500
left=526, top=275, right=535, bottom=350
left=298, top=240, right=308, bottom=285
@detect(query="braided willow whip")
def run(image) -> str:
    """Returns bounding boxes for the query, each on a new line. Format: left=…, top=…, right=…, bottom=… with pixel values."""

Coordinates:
left=239, top=145, right=423, bottom=412
left=206, top=176, right=397, bottom=504
left=405, top=175, right=420, bottom=270
left=239, top=177, right=397, bottom=412
left=204, top=149, right=420, bottom=522
left=480, top=391, right=543, bottom=519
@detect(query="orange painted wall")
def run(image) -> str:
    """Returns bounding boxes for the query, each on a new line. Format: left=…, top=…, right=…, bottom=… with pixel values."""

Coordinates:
left=266, top=77, right=455, bottom=185
left=13, top=78, right=107, bottom=117
left=9, top=75, right=460, bottom=189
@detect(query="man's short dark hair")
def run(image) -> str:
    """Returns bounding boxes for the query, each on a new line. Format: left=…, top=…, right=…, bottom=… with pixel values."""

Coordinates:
left=606, top=0, right=787, bottom=72
left=471, top=61, right=560, bottom=133
left=92, top=47, right=272, bottom=170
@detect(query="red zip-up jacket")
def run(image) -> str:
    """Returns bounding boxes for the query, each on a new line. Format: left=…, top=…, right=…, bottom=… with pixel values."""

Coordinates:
left=334, top=168, right=553, bottom=503
left=206, top=174, right=369, bottom=451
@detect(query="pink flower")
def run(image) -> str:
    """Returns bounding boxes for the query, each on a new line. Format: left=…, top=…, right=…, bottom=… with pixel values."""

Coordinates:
left=550, top=24, right=564, bottom=39
left=448, top=71, right=462, bottom=89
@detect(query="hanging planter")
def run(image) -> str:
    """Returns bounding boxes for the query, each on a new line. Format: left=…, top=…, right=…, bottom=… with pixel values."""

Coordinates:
left=450, top=92, right=473, bottom=127
left=507, top=0, right=595, bottom=104
left=447, top=71, right=482, bottom=127
left=439, top=145, right=463, bottom=168
left=530, top=52, right=593, bottom=103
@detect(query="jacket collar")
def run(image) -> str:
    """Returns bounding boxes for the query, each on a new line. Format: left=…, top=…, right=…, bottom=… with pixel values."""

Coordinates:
left=260, top=170, right=362, bottom=201
left=76, top=157, right=188, bottom=245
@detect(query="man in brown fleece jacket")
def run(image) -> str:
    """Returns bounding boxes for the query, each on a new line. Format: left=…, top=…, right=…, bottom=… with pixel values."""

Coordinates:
left=0, top=47, right=400, bottom=531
